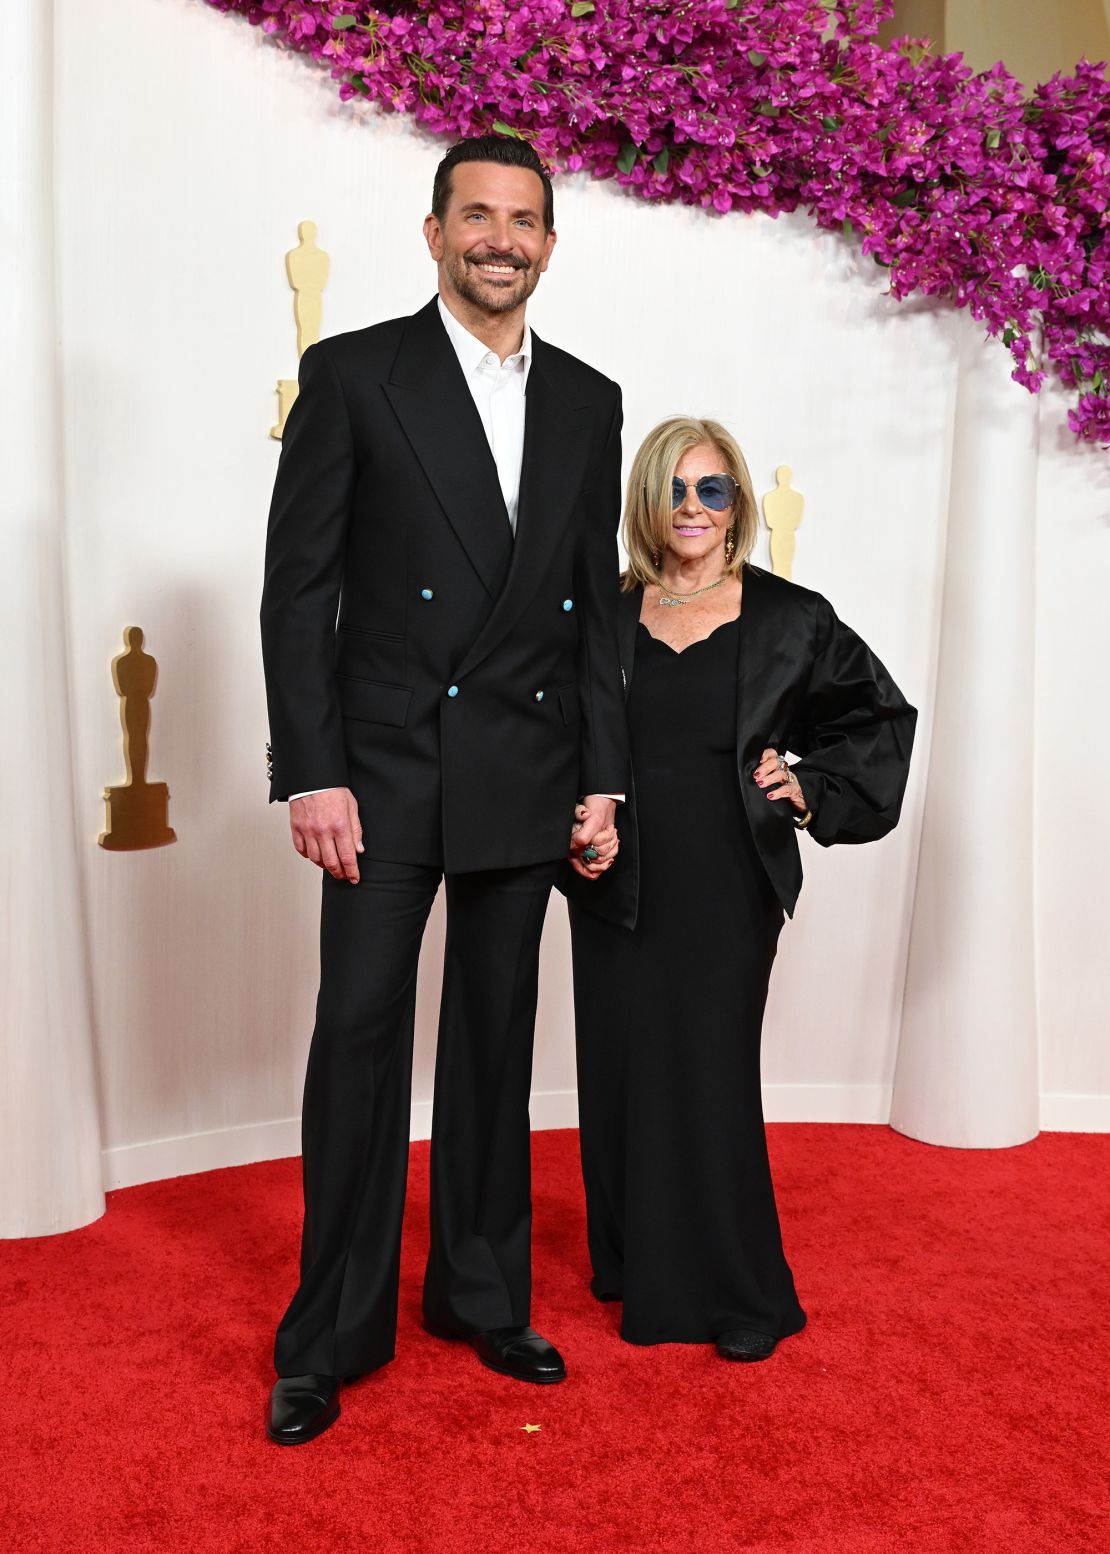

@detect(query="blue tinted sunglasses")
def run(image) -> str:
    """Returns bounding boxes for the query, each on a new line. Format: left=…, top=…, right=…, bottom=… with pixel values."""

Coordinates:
left=671, top=473, right=737, bottom=512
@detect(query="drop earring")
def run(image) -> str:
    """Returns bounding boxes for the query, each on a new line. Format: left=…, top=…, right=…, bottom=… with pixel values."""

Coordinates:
left=724, top=526, right=736, bottom=565
left=651, top=546, right=662, bottom=569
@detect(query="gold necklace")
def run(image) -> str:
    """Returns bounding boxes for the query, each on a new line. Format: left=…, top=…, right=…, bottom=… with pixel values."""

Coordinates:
left=655, top=574, right=729, bottom=607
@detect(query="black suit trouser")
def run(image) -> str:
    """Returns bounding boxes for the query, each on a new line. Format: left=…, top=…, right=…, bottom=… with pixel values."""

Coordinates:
left=273, top=857, right=558, bottom=1379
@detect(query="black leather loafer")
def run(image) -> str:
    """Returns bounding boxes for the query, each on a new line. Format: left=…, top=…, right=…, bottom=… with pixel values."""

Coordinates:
left=716, top=1330, right=778, bottom=1362
left=266, top=1374, right=341, bottom=1444
left=471, top=1326, right=567, bottom=1383
left=426, top=1322, right=567, bottom=1383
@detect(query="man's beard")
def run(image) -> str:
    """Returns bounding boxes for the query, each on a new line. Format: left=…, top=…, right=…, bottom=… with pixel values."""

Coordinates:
left=447, top=249, right=542, bottom=314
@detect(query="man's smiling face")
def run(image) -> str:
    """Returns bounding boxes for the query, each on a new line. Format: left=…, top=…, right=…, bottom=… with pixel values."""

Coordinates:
left=425, top=161, right=556, bottom=316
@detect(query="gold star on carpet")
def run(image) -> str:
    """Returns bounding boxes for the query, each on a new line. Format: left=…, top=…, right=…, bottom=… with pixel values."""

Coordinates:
left=520, top=1423, right=541, bottom=1434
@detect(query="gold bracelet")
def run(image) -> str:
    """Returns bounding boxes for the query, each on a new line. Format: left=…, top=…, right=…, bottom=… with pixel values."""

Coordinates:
left=794, top=809, right=813, bottom=830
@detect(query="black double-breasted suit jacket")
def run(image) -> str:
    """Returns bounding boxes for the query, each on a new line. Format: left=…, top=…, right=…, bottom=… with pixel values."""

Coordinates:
left=261, top=296, right=629, bottom=873
left=561, top=569, right=918, bottom=929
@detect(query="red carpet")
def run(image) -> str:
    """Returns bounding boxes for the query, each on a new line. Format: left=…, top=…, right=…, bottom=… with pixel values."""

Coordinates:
left=3, top=1126, right=1108, bottom=1554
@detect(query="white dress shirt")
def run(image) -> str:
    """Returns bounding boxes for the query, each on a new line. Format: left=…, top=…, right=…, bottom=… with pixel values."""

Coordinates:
left=290, top=297, right=621, bottom=805
left=437, top=295, right=530, bottom=534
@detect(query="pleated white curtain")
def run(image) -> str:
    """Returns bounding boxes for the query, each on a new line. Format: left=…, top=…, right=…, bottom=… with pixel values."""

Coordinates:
left=0, top=6, right=104, bottom=1238
left=890, top=331, right=1040, bottom=1148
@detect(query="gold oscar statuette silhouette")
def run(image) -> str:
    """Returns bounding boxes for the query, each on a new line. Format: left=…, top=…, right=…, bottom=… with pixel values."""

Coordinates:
left=763, top=465, right=805, bottom=581
left=98, top=627, right=177, bottom=851
left=271, top=220, right=330, bottom=440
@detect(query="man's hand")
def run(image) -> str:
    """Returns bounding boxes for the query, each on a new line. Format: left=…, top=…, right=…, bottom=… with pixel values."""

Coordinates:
left=569, top=795, right=619, bottom=881
left=290, top=787, right=364, bottom=883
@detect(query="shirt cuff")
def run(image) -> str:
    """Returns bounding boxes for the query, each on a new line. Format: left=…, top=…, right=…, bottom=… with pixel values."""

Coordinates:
left=288, top=788, right=336, bottom=801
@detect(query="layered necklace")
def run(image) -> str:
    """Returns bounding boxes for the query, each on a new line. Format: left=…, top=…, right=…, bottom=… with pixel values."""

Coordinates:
left=655, top=574, right=729, bottom=608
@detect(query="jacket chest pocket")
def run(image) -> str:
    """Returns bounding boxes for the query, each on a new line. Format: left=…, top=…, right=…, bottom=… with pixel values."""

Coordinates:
left=335, top=625, right=406, bottom=685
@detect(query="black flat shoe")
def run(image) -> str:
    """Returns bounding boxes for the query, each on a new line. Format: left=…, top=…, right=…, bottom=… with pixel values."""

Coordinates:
left=266, top=1374, right=341, bottom=1444
left=716, top=1330, right=778, bottom=1362
left=426, top=1321, right=567, bottom=1384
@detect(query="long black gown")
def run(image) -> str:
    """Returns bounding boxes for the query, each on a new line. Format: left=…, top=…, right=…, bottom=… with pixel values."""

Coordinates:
left=570, top=615, right=807, bottom=1346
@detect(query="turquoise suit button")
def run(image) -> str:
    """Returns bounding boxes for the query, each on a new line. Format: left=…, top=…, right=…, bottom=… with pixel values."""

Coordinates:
left=421, top=588, right=434, bottom=601
left=447, top=685, right=459, bottom=698
left=534, top=690, right=544, bottom=702
left=562, top=599, right=573, bottom=611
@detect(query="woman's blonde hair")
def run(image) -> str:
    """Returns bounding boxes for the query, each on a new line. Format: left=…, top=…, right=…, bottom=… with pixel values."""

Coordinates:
left=621, top=416, right=759, bottom=591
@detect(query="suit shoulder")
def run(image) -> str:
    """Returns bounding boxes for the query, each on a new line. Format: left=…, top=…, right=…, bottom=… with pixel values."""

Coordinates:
left=311, top=317, right=409, bottom=371
left=533, top=336, right=619, bottom=403
left=745, top=566, right=834, bottom=624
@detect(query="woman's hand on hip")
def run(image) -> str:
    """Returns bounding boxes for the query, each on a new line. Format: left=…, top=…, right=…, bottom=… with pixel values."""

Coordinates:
left=752, top=747, right=808, bottom=813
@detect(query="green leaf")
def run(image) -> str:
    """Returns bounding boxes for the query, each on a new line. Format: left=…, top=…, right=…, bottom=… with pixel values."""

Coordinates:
left=842, top=218, right=856, bottom=240
left=758, top=102, right=781, bottom=117
left=1031, top=265, right=1050, bottom=291
left=653, top=147, right=670, bottom=174
left=821, top=115, right=840, bottom=130
left=892, top=188, right=918, bottom=207
left=616, top=142, right=638, bottom=174
left=570, top=0, right=595, bottom=15
left=349, top=72, right=370, bottom=95
left=1003, top=327, right=1017, bottom=347
left=985, top=128, right=1002, bottom=149
left=747, top=50, right=767, bottom=66
left=492, top=119, right=521, bottom=139
left=1094, top=369, right=1106, bottom=393
left=332, top=14, right=357, bottom=28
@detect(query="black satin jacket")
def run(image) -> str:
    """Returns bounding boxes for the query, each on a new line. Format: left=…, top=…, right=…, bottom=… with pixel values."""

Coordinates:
left=560, top=567, right=917, bottom=928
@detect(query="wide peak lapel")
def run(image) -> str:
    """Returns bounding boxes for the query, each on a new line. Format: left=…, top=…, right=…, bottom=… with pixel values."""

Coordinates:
left=454, top=340, right=591, bottom=678
left=735, top=565, right=781, bottom=763
left=383, top=298, right=512, bottom=601
left=512, top=349, right=592, bottom=598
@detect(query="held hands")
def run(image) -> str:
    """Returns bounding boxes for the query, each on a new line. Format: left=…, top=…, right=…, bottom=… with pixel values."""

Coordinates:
left=569, top=795, right=619, bottom=881
left=290, top=788, right=364, bottom=883
left=752, top=747, right=808, bottom=813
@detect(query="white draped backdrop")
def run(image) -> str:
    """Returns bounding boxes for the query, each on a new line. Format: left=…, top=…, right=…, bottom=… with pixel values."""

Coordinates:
left=3, top=0, right=1108, bottom=1238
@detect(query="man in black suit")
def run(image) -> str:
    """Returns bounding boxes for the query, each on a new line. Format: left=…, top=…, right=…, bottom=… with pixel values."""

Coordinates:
left=261, top=136, right=628, bottom=1445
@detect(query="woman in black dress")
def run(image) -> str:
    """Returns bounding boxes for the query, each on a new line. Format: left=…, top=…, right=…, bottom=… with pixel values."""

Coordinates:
left=565, top=417, right=916, bottom=1361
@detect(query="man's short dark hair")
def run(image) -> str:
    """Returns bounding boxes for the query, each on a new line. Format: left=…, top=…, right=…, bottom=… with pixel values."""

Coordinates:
left=432, top=135, right=554, bottom=233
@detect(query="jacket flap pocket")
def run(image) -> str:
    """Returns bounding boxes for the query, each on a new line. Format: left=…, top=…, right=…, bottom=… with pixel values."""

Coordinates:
left=336, top=675, right=413, bottom=727
left=558, top=683, right=580, bottom=727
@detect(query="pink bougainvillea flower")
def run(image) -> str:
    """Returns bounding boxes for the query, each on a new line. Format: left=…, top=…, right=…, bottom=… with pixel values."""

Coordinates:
left=203, top=0, right=1110, bottom=445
